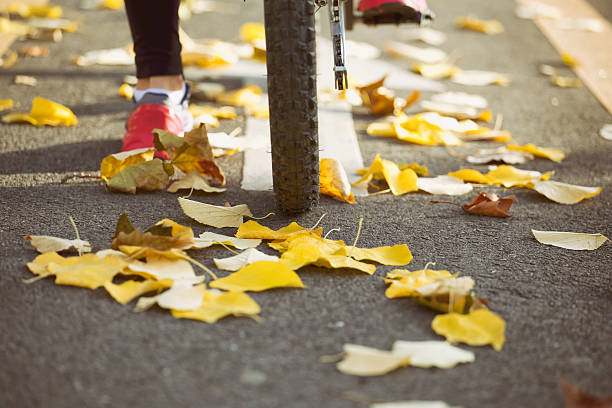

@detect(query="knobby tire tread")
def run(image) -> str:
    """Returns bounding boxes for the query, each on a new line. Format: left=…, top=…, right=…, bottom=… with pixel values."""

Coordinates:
left=264, top=0, right=319, bottom=214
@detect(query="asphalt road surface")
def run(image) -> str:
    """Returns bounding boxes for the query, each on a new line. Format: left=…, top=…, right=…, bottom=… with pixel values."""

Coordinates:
left=1, top=0, right=611, bottom=407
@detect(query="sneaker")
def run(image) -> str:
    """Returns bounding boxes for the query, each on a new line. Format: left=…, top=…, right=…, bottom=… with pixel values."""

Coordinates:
left=122, top=84, right=193, bottom=152
left=358, top=0, right=433, bottom=25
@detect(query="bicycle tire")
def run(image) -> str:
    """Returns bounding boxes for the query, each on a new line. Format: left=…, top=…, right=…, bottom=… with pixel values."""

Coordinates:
left=264, top=0, right=319, bottom=214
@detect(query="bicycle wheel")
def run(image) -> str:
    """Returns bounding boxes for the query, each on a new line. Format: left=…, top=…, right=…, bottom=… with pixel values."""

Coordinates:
left=264, top=0, right=319, bottom=214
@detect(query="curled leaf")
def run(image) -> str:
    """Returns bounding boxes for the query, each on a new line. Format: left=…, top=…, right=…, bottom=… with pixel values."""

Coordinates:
left=532, top=230, right=608, bottom=251
left=100, top=148, right=154, bottom=182
left=2, top=97, right=77, bottom=126
left=25, top=235, right=91, bottom=254
left=319, top=158, right=355, bottom=203
left=179, top=197, right=253, bottom=228
left=462, top=192, right=518, bottom=217
left=530, top=180, right=601, bottom=204
left=506, top=143, right=565, bottom=162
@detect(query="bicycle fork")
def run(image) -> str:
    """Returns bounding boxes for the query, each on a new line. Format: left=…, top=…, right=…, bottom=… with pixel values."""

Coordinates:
left=315, top=0, right=349, bottom=91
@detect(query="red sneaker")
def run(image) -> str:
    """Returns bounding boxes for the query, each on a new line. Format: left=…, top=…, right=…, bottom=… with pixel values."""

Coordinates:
left=358, top=0, right=432, bottom=25
left=122, top=103, right=183, bottom=152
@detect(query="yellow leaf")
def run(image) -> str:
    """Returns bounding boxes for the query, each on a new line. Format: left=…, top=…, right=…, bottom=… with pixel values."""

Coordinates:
left=118, top=245, right=187, bottom=260
left=104, top=279, right=172, bottom=305
left=456, top=16, right=504, bottom=35
left=319, top=158, right=355, bottom=203
left=154, top=218, right=195, bottom=242
left=336, top=344, right=410, bottom=376
left=26, top=252, right=64, bottom=277
left=2, top=97, right=77, bottom=126
left=127, top=255, right=198, bottom=281
left=506, top=143, right=565, bottom=162
left=278, top=239, right=323, bottom=270
left=25, top=235, right=91, bottom=254
left=216, top=85, right=263, bottom=107
left=47, top=253, right=128, bottom=289
left=178, top=197, right=253, bottom=228
left=101, top=0, right=122, bottom=10
left=171, top=290, right=261, bottom=323
left=181, top=40, right=239, bottom=68
left=394, top=114, right=462, bottom=146
left=107, top=158, right=172, bottom=193
left=447, top=168, right=492, bottom=185
left=385, top=269, right=456, bottom=298
left=100, top=148, right=155, bottom=182
left=0, top=17, right=36, bottom=35
left=532, top=230, right=608, bottom=250
left=391, top=340, right=475, bottom=369
left=7, top=3, right=63, bottom=18
left=412, top=62, right=459, bottom=80
left=529, top=180, right=602, bottom=204
left=119, top=83, right=133, bottom=100
left=189, top=104, right=237, bottom=120
left=236, top=220, right=322, bottom=240
left=366, top=121, right=396, bottom=138
left=353, top=154, right=418, bottom=195
left=209, top=260, right=305, bottom=292
left=314, top=255, right=376, bottom=275
left=432, top=309, right=506, bottom=350
left=0, top=99, right=14, bottom=112
left=191, top=232, right=262, bottom=250
left=551, top=75, right=582, bottom=88
left=486, top=165, right=548, bottom=188
left=335, top=244, right=413, bottom=266
left=451, top=70, right=510, bottom=86
left=167, top=170, right=226, bottom=193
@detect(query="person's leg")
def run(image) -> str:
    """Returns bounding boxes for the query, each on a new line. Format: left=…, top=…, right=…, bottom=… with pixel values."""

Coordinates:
left=122, top=0, right=192, bottom=152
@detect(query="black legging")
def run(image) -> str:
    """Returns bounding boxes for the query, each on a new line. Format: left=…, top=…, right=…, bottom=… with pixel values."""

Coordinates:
left=124, top=0, right=183, bottom=78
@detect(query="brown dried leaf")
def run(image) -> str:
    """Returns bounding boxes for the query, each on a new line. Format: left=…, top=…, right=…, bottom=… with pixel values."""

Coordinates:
left=112, top=229, right=186, bottom=252
left=560, top=379, right=612, bottom=408
left=462, top=192, right=518, bottom=217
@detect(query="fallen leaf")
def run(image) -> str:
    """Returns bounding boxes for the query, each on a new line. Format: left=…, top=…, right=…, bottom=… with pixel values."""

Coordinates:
left=0, top=17, right=36, bottom=36
left=320, top=158, right=355, bottom=203
left=556, top=18, right=605, bottom=33
left=456, top=16, right=504, bottom=34
left=412, top=62, right=459, bottom=80
left=127, top=255, right=198, bottom=281
left=171, top=290, right=261, bottom=323
left=7, top=4, right=63, bottom=18
left=400, top=27, right=447, bottom=46
left=431, top=309, right=506, bottom=350
left=25, top=235, right=91, bottom=254
left=181, top=39, right=240, bottom=68
left=47, top=253, right=128, bottom=289
left=119, top=83, right=133, bottom=100
left=385, top=268, right=456, bottom=298
left=600, top=124, right=612, bottom=141
left=167, top=170, right=226, bottom=193
left=104, top=279, right=172, bottom=305
left=209, top=260, right=305, bottom=292
left=559, top=378, right=612, bottom=408
left=18, top=45, right=49, bottom=57
left=100, top=148, right=155, bottom=182
left=112, top=228, right=189, bottom=253
left=240, top=22, right=266, bottom=58
left=216, top=84, right=263, bottom=107
left=431, top=92, right=488, bottom=109
left=515, top=3, right=561, bottom=20
left=214, top=248, right=279, bottom=271
left=421, top=100, right=492, bottom=122
left=462, top=192, right=518, bottom=217
left=335, top=244, right=413, bottom=266
left=179, top=197, right=253, bottom=228
left=2, top=97, right=77, bottom=126
left=107, top=158, right=172, bottom=193
left=353, top=154, right=418, bottom=195
left=392, top=114, right=466, bottom=146
left=467, top=147, right=534, bottom=165
left=191, top=232, right=261, bottom=250
left=449, top=165, right=549, bottom=188
left=529, top=180, right=602, bottom=204
left=391, top=340, right=475, bottom=368
left=14, top=75, right=37, bottom=86
left=370, top=401, right=460, bottom=408
left=417, top=176, right=473, bottom=196
left=135, top=282, right=207, bottom=311
left=336, top=344, right=410, bottom=376
left=551, top=74, right=582, bottom=88
left=26, top=252, right=65, bottom=278
left=384, top=40, right=447, bottom=64
left=451, top=70, right=510, bottom=86
left=0, top=99, right=14, bottom=112
left=73, top=47, right=134, bottom=66
left=531, top=230, right=608, bottom=251
left=236, top=220, right=321, bottom=240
